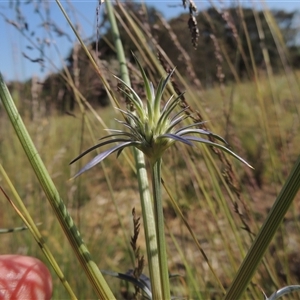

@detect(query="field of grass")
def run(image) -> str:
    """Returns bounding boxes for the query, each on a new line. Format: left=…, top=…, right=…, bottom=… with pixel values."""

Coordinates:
left=1, top=1, right=300, bottom=299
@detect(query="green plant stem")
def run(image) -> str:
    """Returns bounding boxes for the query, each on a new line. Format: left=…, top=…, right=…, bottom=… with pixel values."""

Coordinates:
left=224, top=156, right=300, bottom=300
left=105, top=2, right=164, bottom=299
left=105, top=1, right=130, bottom=84
left=0, top=73, right=114, bottom=300
left=151, top=158, right=170, bottom=299
left=135, top=154, right=163, bottom=299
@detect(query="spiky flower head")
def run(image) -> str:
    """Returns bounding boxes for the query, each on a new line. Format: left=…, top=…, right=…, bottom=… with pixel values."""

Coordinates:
left=70, top=56, right=252, bottom=177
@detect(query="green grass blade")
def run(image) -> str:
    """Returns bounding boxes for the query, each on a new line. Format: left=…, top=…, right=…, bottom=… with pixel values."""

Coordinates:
left=224, top=155, right=300, bottom=300
left=0, top=73, right=115, bottom=300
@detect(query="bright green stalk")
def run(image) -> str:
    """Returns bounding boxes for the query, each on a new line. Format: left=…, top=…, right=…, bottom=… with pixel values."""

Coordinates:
left=0, top=73, right=114, bottom=300
left=105, top=1, right=130, bottom=85
left=224, top=156, right=300, bottom=300
left=105, top=2, right=164, bottom=299
left=105, top=1, right=167, bottom=300
left=151, top=158, right=171, bottom=299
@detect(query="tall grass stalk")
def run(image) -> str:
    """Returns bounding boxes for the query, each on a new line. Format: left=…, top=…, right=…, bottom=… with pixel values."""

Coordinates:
left=0, top=73, right=115, bottom=300
left=224, top=156, right=300, bottom=299
left=105, top=1, right=168, bottom=298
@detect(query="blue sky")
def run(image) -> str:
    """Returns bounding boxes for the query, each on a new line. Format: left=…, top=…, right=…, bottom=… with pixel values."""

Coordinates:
left=0, top=1, right=299, bottom=82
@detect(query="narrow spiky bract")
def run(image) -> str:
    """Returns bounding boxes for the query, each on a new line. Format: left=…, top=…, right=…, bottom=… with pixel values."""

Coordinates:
left=70, top=55, right=252, bottom=177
